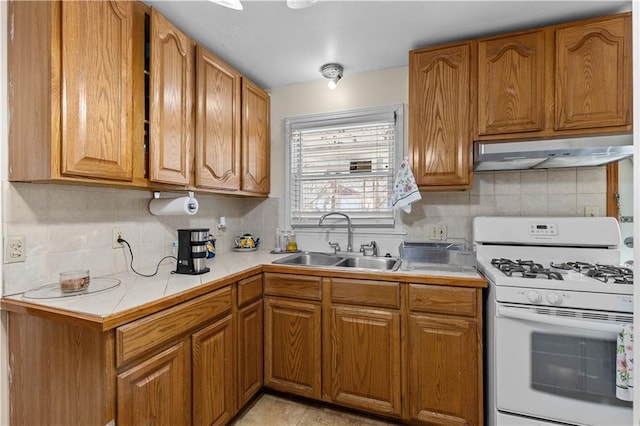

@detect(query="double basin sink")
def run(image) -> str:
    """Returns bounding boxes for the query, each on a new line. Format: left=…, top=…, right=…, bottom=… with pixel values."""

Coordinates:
left=272, top=251, right=401, bottom=272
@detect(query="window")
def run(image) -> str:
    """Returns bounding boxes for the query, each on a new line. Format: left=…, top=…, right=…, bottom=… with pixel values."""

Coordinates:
left=285, top=104, right=403, bottom=228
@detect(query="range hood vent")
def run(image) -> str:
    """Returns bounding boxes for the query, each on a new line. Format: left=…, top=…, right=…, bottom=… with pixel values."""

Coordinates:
left=474, top=134, right=633, bottom=171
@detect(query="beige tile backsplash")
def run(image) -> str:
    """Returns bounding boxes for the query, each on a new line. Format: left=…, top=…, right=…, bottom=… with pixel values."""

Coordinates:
left=1, top=166, right=606, bottom=295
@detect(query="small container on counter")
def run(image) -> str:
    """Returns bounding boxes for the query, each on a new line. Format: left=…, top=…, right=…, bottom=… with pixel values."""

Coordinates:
left=59, top=270, right=90, bottom=293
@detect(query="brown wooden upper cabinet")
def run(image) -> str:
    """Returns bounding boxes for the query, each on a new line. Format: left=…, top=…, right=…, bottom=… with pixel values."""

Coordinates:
left=476, top=12, right=631, bottom=140
left=477, top=30, right=546, bottom=136
left=8, top=0, right=146, bottom=186
left=195, top=46, right=242, bottom=191
left=194, top=47, right=271, bottom=195
left=409, top=42, right=473, bottom=191
left=149, top=8, right=194, bottom=187
left=555, top=14, right=632, bottom=131
left=9, top=1, right=270, bottom=196
left=241, top=79, right=271, bottom=195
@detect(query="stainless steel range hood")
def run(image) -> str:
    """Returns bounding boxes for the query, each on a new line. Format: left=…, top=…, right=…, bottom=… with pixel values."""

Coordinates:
left=474, top=134, right=633, bottom=171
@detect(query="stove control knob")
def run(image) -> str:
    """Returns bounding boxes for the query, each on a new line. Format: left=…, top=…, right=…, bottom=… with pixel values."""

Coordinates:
left=546, top=292, right=562, bottom=305
left=526, top=290, right=541, bottom=303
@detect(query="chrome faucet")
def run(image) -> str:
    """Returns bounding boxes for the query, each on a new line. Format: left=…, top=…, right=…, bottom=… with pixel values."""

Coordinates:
left=319, top=212, right=353, bottom=252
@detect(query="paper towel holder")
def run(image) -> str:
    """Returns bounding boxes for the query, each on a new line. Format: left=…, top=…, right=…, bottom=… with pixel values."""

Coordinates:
left=150, top=191, right=198, bottom=215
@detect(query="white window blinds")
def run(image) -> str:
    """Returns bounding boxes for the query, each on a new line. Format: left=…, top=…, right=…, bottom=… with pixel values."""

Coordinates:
left=286, top=105, right=402, bottom=227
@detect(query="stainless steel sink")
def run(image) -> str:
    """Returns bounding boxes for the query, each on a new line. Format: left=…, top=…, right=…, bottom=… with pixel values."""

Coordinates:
left=272, top=252, right=344, bottom=267
left=272, top=251, right=401, bottom=271
left=334, top=256, right=401, bottom=271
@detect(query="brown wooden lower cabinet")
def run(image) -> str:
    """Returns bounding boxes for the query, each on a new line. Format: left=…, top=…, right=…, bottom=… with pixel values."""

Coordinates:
left=407, top=313, right=480, bottom=425
left=325, top=305, right=401, bottom=417
left=263, top=296, right=322, bottom=399
left=192, top=314, right=235, bottom=426
left=117, top=339, right=192, bottom=426
left=5, top=271, right=484, bottom=425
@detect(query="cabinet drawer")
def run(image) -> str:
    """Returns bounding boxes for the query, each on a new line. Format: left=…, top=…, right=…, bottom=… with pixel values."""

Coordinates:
left=237, top=274, right=263, bottom=307
left=116, top=286, right=232, bottom=366
left=329, top=278, right=400, bottom=309
left=264, top=273, right=322, bottom=301
left=409, top=284, right=477, bottom=317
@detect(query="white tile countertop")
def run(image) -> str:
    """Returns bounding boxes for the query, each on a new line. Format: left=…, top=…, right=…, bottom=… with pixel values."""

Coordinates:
left=1, top=250, right=485, bottom=329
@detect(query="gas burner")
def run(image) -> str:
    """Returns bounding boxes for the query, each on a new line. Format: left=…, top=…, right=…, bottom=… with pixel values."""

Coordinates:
left=549, top=261, right=634, bottom=285
left=583, top=264, right=634, bottom=285
left=491, top=258, right=564, bottom=280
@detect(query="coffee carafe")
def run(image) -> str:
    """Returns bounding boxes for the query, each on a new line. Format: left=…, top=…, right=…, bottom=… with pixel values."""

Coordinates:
left=176, top=228, right=210, bottom=275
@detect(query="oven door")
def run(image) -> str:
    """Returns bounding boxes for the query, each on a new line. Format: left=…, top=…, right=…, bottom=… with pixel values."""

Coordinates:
left=495, top=303, right=632, bottom=426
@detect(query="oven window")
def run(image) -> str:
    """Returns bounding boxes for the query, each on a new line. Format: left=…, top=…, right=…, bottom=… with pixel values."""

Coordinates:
left=531, top=332, right=631, bottom=407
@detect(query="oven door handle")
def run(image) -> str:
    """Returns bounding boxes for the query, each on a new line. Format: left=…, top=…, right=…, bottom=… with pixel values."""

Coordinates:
left=497, top=306, right=626, bottom=333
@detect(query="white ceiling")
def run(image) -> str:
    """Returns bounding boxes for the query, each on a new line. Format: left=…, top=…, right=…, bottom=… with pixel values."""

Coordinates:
left=144, top=0, right=631, bottom=89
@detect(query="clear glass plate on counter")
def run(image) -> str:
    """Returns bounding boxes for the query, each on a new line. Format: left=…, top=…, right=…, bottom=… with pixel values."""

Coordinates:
left=23, top=278, right=121, bottom=299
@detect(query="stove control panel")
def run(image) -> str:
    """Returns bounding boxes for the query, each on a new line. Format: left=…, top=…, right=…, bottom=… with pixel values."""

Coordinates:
left=528, top=222, right=558, bottom=236
left=495, top=286, right=633, bottom=312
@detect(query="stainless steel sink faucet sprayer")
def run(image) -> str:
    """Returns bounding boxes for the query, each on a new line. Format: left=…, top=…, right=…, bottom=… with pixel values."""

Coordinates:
left=319, top=212, right=353, bottom=252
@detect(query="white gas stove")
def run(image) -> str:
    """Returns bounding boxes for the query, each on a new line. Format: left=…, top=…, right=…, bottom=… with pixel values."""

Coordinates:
left=475, top=216, right=634, bottom=426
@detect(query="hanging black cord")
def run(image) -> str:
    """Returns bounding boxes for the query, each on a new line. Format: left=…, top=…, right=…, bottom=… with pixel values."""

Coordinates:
left=117, top=237, right=176, bottom=277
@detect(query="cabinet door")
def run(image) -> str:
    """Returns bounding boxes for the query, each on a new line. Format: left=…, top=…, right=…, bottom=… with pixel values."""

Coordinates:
left=241, top=78, right=270, bottom=195
left=149, top=8, right=193, bottom=185
left=556, top=14, right=631, bottom=130
left=264, top=297, right=321, bottom=399
left=237, top=299, right=264, bottom=408
left=192, top=314, right=235, bottom=426
left=408, top=313, right=481, bottom=426
left=61, top=0, right=134, bottom=181
left=325, top=305, right=401, bottom=417
left=477, top=30, right=546, bottom=135
left=117, top=340, right=191, bottom=426
left=195, top=46, right=241, bottom=191
left=409, top=42, right=472, bottom=190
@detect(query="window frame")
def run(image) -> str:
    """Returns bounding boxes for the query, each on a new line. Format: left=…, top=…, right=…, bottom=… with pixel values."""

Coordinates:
left=284, top=104, right=404, bottom=230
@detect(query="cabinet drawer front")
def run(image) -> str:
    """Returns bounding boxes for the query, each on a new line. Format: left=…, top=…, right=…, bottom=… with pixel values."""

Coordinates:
left=329, top=278, right=400, bottom=309
left=116, top=286, right=232, bottom=367
left=264, top=273, right=322, bottom=301
left=237, top=274, right=263, bottom=307
left=409, top=284, right=477, bottom=317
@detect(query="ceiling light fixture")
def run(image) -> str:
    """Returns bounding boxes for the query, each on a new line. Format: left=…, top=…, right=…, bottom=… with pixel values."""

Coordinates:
left=209, top=0, right=243, bottom=11
left=287, top=0, right=319, bottom=9
left=321, top=63, right=343, bottom=90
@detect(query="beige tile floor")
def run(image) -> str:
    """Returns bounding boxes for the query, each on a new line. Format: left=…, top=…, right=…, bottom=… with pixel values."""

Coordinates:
left=232, top=393, right=401, bottom=426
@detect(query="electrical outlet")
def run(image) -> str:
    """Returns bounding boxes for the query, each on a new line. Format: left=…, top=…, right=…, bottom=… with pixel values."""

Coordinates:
left=437, top=224, right=447, bottom=240
left=585, top=206, right=600, bottom=217
left=4, top=235, right=26, bottom=263
left=427, top=224, right=447, bottom=241
left=112, top=227, right=124, bottom=249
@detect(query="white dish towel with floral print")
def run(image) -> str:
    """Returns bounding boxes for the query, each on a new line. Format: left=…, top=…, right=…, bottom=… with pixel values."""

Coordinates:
left=392, top=157, right=422, bottom=213
left=617, top=323, right=634, bottom=401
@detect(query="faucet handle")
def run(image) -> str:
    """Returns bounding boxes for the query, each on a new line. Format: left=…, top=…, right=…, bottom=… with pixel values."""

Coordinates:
left=328, top=241, right=340, bottom=254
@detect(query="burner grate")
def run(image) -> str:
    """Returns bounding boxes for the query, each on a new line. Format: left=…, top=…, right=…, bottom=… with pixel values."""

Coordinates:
left=491, top=258, right=564, bottom=280
left=493, top=258, right=634, bottom=284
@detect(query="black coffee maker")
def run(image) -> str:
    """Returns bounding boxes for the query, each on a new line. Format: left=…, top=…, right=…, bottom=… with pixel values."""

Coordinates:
left=176, top=228, right=210, bottom=275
